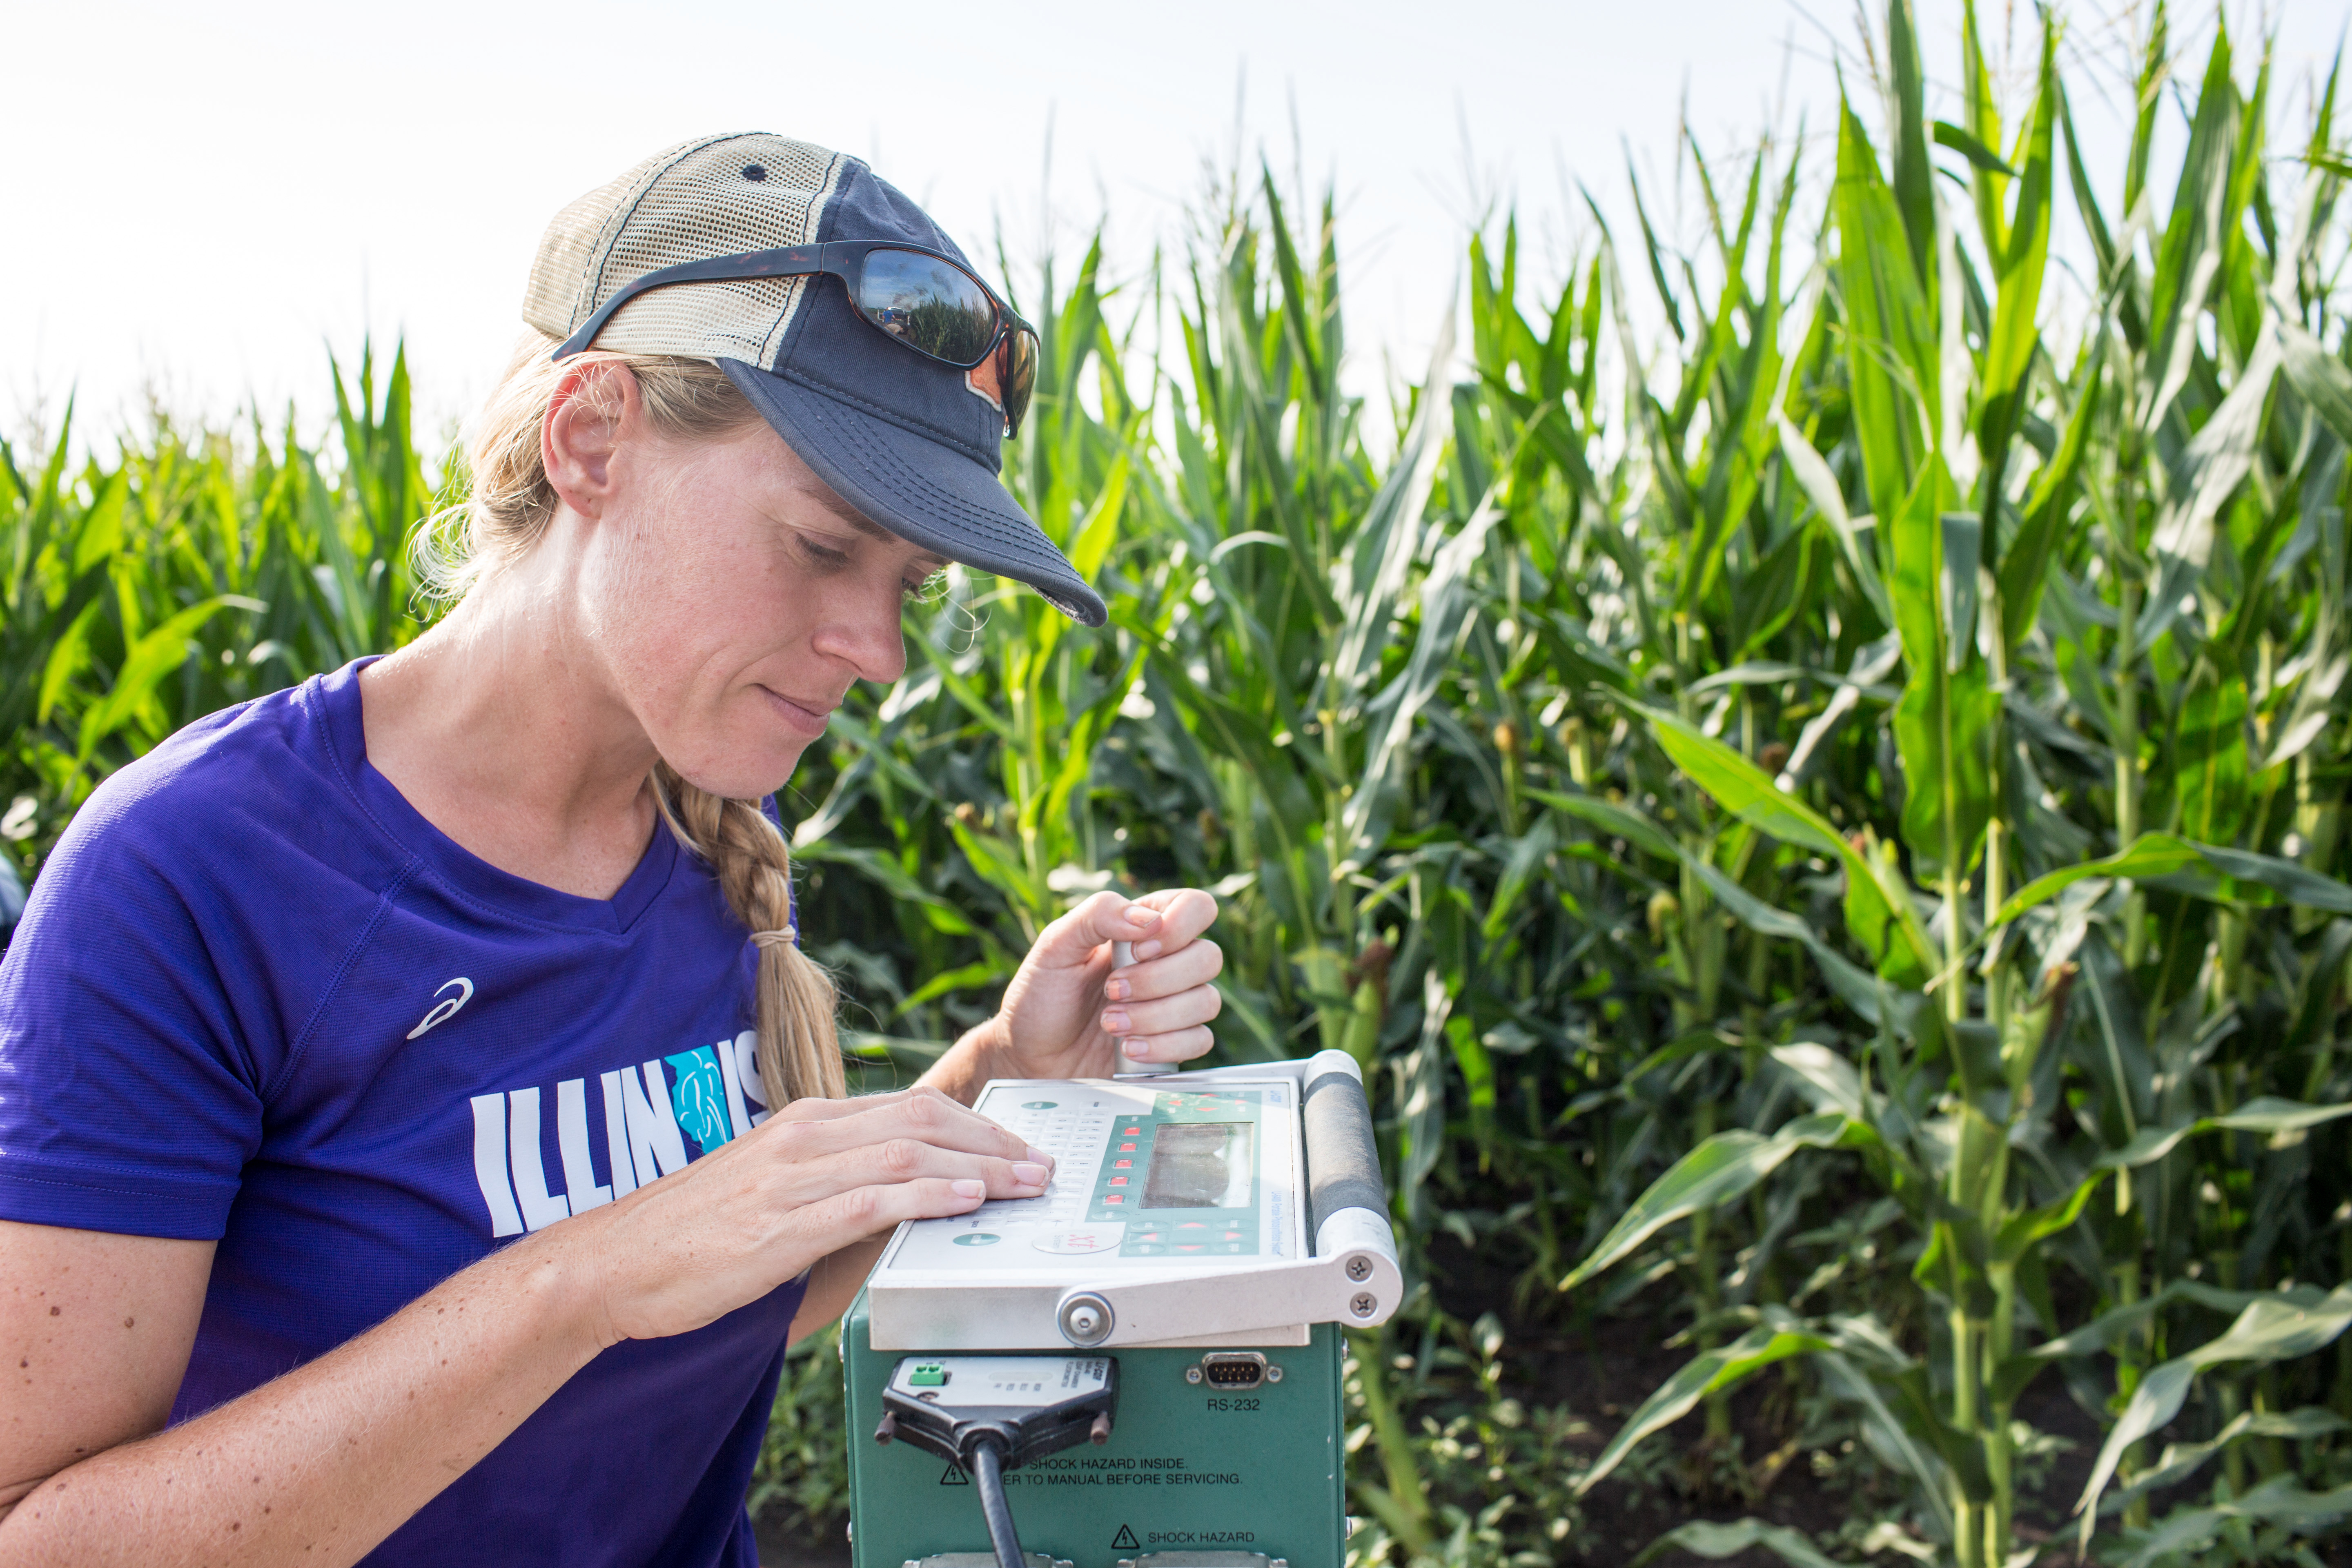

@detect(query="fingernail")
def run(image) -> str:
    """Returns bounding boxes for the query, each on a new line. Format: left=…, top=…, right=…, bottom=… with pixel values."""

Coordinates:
left=1012, top=1162, right=1051, bottom=1185
left=1105, top=977, right=1129, bottom=1001
left=1101, top=1010, right=1131, bottom=1033
left=1122, top=1040, right=1152, bottom=1061
left=1127, top=904, right=1162, bottom=926
left=1025, top=1145, right=1055, bottom=1166
left=952, top=1180, right=986, bottom=1198
left=1134, top=940, right=1163, bottom=960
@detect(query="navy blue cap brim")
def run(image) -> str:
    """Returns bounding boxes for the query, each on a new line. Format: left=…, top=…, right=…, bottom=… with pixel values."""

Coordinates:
left=719, top=358, right=1108, bottom=628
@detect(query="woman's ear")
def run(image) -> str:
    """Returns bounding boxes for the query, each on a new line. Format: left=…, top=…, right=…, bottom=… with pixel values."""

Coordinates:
left=542, top=361, right=641, bottom=521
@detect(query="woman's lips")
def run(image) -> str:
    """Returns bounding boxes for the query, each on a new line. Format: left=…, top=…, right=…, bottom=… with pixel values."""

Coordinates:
left=762, top=686, right=836, bottom=738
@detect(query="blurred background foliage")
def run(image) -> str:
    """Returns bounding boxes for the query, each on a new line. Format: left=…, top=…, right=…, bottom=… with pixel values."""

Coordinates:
left=8, top=3, right=2352, bottom=1564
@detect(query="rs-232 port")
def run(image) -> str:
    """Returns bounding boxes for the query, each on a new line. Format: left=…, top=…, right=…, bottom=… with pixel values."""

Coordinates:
left=1199, top=1352, right=1267, bottom=1389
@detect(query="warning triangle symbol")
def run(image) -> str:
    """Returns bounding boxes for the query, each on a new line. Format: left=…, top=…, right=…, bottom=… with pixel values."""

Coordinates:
left=1111, top=1526, right=1140, bottom=1550
left=940, top=1462, right=969, bottom=1486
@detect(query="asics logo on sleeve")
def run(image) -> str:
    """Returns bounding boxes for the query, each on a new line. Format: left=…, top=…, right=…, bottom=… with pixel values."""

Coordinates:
left=407, top=977, right=475, bottom=1039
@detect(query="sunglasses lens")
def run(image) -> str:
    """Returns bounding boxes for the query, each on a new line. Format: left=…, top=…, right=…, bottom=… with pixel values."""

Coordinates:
left=1000, top=328, right=1038, bottom=437
left=858, top=249, right=998, bottom=366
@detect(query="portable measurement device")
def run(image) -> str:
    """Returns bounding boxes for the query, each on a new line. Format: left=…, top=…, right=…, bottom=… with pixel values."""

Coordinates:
left=844, top=1049, right=1400, bottom=1568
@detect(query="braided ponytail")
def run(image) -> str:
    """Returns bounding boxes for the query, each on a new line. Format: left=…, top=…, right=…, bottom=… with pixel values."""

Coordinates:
left=650, top=763, right=846, bottom=1108
left=423, top=333, right=848, bottom=1110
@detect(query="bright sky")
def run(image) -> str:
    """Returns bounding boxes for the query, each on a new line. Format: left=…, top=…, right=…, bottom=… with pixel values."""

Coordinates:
left=5, top=0, right=2345, bottom=454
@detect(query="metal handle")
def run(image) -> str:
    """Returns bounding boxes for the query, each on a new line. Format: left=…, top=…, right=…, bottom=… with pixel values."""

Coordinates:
left=1110, top=940, right=1172, bottom=1078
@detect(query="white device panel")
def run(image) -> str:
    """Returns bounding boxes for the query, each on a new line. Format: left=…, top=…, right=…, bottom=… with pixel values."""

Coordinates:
left=866, top=1062, right=1400, bottom=1352
left=880, top=1078, right=1300, bottom=1276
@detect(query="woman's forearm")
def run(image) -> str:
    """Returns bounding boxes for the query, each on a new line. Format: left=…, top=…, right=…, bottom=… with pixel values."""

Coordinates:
left=921, top=1016, right=1016, bottom=1107
left=0, top=1220, right=609, bottom=1568
left=787, top=1235, right=891, bottom=1343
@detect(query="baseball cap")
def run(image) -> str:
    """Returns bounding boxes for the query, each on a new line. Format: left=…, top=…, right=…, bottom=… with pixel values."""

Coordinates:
left=522, top=133, right=1106, bottom=627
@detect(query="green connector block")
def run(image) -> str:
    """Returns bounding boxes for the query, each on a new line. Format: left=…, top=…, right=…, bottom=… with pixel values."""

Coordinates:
left=909, top=1363, right=949, bottom=1387
left=845, top=1292, right=1345, bottom=1568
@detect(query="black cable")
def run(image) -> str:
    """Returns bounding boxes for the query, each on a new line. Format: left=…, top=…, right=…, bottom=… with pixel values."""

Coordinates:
left=968, top=1439, right=1024, bottom=1568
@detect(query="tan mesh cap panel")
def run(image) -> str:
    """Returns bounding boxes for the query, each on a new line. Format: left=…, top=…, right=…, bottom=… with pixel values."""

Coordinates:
left=521, top=133, right=848, bottom=363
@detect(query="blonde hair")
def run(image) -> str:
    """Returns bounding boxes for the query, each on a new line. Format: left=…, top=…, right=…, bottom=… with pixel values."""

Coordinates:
left=421, top=331, right=847, bottom=1109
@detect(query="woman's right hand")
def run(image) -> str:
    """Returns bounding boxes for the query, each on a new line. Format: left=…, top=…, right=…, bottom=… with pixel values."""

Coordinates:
left=573, top=1084, right=1046, bottom=1345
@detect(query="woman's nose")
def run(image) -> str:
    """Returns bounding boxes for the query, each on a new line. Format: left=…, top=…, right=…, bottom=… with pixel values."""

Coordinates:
left=811, top=586, right=909, bottom=686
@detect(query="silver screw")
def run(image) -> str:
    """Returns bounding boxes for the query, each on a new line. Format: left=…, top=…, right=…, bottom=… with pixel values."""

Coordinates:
left=1266, top=1365, right=1285, bottom=1383
left=1058, top=1290, right=1115, bottom=1346
left=1350, top=1291, right=1378, bottom=1317
left=1345, top=1254, right=1374, bottom=1282
left=1185, top=1366, right=1203, bottom=1384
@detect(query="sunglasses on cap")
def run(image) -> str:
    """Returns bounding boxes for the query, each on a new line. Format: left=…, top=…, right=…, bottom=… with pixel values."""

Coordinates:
left=551, top=241, right=1040, bottom=438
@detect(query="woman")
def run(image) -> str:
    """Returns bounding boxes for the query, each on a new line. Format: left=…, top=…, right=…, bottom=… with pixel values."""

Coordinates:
left=0, top=132, right=1223, bottom=1567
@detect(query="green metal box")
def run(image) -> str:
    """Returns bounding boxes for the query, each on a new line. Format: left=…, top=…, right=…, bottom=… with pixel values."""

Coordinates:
left=843, top=1292, right=1345, bottom=1568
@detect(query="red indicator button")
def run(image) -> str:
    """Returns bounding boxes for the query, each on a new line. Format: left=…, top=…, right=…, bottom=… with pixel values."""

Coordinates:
left=1178, top=1221, right=1207, bottom=1229
left=1109, top=1176, right=1127, bottom=1186
left=1176, top=1244, right=1203, bottom=1252
left=1121, top=1129, right=1140, bottom=1137
left=1114, top=1159, right=1132, bottom=1168
left=1223, top=1231, right=1243, bottom=1241
left=1119, top=1143, right=1136, bottom=1152
left=1106, top=1195, right=1124, bottom=1205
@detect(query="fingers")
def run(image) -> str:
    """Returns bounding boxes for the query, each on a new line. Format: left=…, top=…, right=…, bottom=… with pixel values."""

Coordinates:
left=1118, top=1024, right=1216, bottom=1067
left=840, top=1135, right=1053, bottom=1198
left=1100, top=965, right=1222, bottom=1040
left=1119, top=887, right=1218, bottom=961
left=1102, top=936, right=1223, bottom=1005
left=790, top=1087, right=1054, bottom=1172
left=1101, top=929, right=1224, bottom=1066
left=763, top=1084, right=971, bottom=1125
left=803, top=1176, right=992, bottom=1246
left=1039, top=890, right=1169, bottom=970
left=1028, top=887, right=1221, bottom=979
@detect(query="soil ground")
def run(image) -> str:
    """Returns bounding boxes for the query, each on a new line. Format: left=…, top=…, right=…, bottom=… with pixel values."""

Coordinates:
left=758, top=1510, right=851, bottom=1568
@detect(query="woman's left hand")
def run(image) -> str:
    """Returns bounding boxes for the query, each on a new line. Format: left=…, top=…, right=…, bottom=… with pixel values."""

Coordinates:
left=977, top=889, right=1223, bottom=1080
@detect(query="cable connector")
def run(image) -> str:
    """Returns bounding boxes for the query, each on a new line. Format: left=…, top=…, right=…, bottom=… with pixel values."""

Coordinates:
left=875, top=1356, right=1119, bottom=1568
left=876, top=1355, right=1116, bottom=1472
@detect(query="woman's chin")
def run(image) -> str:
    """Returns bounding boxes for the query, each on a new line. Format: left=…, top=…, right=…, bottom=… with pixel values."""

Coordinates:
left=659, top=735, right=811, bottom=804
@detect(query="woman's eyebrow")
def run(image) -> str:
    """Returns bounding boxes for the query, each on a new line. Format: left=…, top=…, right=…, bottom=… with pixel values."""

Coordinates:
left=795, top=496, right=949, bottom=575
left=840, top=512, right=950, bottom=575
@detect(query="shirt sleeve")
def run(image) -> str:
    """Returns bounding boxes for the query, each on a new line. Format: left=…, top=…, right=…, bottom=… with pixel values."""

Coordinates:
left=0, top=781, right=267, bottom=1240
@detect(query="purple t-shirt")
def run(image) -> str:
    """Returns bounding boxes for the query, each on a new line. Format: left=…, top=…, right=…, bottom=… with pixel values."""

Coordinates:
left=0, top=659, right=806, bottom=1566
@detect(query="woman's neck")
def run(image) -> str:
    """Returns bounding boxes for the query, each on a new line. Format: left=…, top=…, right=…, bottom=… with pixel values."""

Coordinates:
left=358, top=562, right=661, bottom=902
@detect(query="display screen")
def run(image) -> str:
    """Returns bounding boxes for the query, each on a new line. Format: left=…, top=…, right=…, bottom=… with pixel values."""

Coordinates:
left=1143, top=1122, right=1254, bottom=1209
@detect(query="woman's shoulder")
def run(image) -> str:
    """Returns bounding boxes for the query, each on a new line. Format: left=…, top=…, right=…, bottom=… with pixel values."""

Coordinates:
left=0, top=669, right=396, bottom=1237
left=37, top=664, right=401, bottom=911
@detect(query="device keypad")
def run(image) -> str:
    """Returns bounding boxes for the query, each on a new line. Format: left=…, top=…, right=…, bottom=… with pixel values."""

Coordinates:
left=973, top=1095, right=1114, bottom=1227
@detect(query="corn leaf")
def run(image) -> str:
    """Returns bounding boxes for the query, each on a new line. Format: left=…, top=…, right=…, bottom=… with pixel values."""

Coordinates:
left=1574, top=1321, right=1836, bottom=1493
left=1562, top=1114, right=1852, bottom=1291
left=1630, top=1520, right=1849, bottom=1568
left=2076, top=1285, right=2352, bottom=1543
left=1636, top=702, right=1936, bottom=984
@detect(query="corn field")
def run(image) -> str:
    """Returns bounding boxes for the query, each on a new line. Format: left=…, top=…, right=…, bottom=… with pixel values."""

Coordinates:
left=8, top=4, right=2352, bottom=1565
